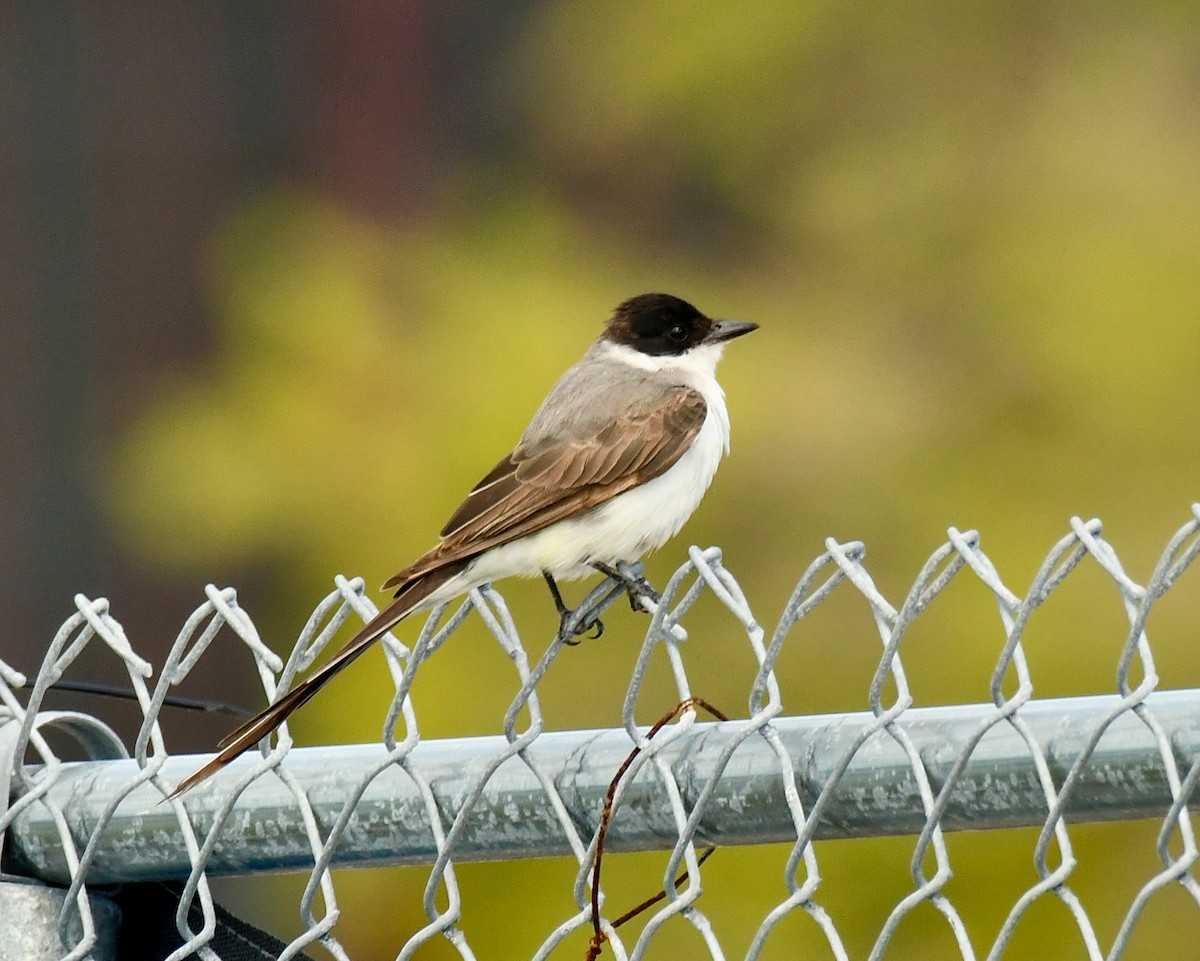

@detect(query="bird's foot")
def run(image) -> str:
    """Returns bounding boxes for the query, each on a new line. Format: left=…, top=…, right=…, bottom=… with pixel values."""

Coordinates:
left=544, top=571, right=604, bottom=645
left=593, top=562, right=662, bottom=612
left=558, top=612, right=605, bottom=646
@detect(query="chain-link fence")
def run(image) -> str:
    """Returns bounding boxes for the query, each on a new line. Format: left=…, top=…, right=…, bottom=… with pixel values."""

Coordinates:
left=2, top=507, right=1199, bottom=960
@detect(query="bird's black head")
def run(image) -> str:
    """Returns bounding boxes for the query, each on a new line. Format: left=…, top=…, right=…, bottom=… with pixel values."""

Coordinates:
left=602, top=293, right=757, bottom=356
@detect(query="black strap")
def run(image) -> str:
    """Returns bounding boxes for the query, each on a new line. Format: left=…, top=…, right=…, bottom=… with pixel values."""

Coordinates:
left=116, top=881, right=314, bottom=961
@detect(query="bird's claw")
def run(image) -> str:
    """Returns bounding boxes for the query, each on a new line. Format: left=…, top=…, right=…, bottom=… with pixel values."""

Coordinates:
left=557, top=611, right=604, bottom=646
left=626, top=577, right=660, bottom=611
left=594, top=562, right=661, bottom=611
left=546, top=569, right=609, bottom=646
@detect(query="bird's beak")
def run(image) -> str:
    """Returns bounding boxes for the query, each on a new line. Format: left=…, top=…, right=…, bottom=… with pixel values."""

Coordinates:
left=705, top=319, right=759, bottom=344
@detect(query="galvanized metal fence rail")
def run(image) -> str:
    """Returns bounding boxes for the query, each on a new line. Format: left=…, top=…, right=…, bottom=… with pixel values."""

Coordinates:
left=2, top=507, right=1199, bottom=960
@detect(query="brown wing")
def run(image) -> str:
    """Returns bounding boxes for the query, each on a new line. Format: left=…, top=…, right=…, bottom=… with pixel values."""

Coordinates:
left=382, top=386, right=707, bottom=591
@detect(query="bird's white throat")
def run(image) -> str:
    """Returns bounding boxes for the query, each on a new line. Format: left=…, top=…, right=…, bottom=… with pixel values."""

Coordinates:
left=597, top=339, right=731, bottom=453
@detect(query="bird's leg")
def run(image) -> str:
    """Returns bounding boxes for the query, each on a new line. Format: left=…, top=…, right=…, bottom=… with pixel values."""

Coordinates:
left=593, top=562, right=661, bottom=612
left=543, top=571, right=603, bottom=644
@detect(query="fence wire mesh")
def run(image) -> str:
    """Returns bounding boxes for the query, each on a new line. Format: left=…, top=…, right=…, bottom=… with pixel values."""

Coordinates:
left=2, top=507, right=1200, bottom=961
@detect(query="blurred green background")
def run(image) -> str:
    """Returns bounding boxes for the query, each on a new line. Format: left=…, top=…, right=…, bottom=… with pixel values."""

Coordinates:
left=4, top=2, right=1200, bottom=958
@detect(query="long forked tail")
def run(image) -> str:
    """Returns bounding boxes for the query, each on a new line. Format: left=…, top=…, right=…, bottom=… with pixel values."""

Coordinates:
left=168, top=563, right=465, bottom=800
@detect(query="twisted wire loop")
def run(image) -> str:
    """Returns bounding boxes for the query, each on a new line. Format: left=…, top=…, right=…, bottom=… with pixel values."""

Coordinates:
left=2, top=504, right=1199, bottom=960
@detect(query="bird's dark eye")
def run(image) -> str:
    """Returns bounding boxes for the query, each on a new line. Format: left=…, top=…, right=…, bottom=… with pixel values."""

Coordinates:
left=667, top=324, right=688, bottom=342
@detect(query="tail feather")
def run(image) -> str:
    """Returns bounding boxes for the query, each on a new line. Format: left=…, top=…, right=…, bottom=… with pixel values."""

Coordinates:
left=168, top=564, right=466, bottom=800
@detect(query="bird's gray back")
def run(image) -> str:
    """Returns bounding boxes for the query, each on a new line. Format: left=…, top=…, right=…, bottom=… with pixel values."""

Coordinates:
left=519, top=344, right=684, bottom=449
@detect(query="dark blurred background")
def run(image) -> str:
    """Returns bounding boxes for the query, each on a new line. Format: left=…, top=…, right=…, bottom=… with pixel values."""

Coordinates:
left=4, top=2, right=1200, bottom=958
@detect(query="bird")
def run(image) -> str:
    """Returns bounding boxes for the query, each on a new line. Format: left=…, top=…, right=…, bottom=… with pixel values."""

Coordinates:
left=169, top=293, right=757, bottom=798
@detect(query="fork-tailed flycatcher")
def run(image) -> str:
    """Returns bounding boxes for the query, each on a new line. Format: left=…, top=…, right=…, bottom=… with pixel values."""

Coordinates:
left=170, top=293, right=757, bottom=797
